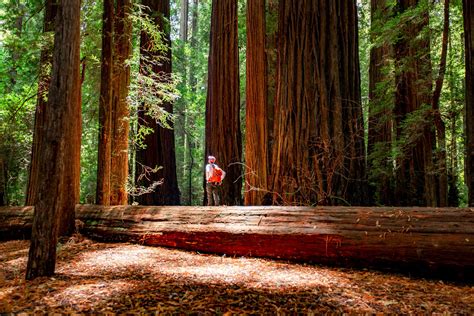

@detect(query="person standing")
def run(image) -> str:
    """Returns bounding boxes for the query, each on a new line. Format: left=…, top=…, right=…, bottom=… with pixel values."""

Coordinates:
left=205, top=155, right=226, bottom=206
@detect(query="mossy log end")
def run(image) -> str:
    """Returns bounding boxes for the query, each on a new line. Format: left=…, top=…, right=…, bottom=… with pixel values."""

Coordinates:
left=1, top=205, right=473, bottom=281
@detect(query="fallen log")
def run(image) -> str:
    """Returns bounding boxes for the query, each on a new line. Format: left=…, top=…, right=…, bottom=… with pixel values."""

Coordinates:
left=1, top=205, right=473, bottom=281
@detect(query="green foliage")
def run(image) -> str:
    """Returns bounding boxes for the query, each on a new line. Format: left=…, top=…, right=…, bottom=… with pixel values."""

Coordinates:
left=363, top=0, right=468, bottom=206
left=0, top=0, right=43, bottom=205
left=171, top=0, right=212, bottom=205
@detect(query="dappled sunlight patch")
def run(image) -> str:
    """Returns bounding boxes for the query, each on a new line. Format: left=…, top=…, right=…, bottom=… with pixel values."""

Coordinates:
left=158, top=258, right=339, bottom=290
left=44, top=280, right=138, bottom=310
left=63, top=245, right=160, bottom=276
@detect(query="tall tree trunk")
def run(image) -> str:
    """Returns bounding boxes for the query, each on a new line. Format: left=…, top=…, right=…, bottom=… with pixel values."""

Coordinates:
left=26, top=0, right=57, bottom=206
left=368, top=0, right=392, bottom=205
left=135, top=0, right=181, bottom=205
left=205, top=0, right=242, bottom=206
left=464, top=0, right=474, bottom=206
left=394, top=0, right=435, bottom=206
left=270, top=1, right=366, bottom=206
left=265, top=0, right=278, bottom=178
left=96, top=0, right=114, bottom=206
left=244, top=0, right=268, bottom=206
left=110, top=0, right=132, bottom=205
left=432, top=0, right=450, bottom=207
left=25, top=0, right=81, bottom=280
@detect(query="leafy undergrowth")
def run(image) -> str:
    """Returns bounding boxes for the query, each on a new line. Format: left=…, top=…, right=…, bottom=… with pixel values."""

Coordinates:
left=0, top=237, right=472, bottom=314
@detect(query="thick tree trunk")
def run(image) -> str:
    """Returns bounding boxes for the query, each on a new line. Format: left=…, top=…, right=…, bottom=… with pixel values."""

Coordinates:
left=26, top=0, right=57, bottom=206
left=135, top=0, right=181, bottom=206
left=5, top=205, right=473, bottom=281
left=110, top=0, right=132, bottom=205
left=245, top=0, right=268, bottom=206
left=394, top=0, right=435, bottom=206
left=205, top=0, right=242, bottom=205
left=25, top=0, right=81, bottom=280
left=368, top=0, right=392, bottom=205
left=270, top=1, right=366, bottom=206
left=96, top=0, right=114, bottom=206
left=264, top=0, right=278, bottom=202
left=464, top=0, right=474, bottom=206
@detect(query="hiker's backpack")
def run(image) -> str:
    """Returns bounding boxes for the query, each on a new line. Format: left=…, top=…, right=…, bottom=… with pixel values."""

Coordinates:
left=209, top=165, right=223, bottom=183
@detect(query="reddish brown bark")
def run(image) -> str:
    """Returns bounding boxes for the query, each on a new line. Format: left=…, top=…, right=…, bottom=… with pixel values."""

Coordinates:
left=394, top=0, right=435, bottom=206
left=205, top=0, right=242, bottom=205
left=135, top=0, right=180, bottom=206
left=6, top=205, right=473, bottom=281
left=244, top=0, right=268, bottom=206
left=110, top=0, right=132, bottom=205
left=464, top=0, right=474, bottom=206
left=270, top=1, right=366, bottom=206
left=368, top=0, right=392, bottom=205
left=96, top=0, right=114, bottom=206
left=26, top=0, right=57, bottom=206
left=25, top=0, right=81, bottom=280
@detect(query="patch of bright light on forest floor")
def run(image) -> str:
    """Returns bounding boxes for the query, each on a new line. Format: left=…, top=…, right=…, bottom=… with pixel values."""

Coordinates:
left=46, top=280, right=136, bottom=308
left=71, top=245, right=352, bottom=290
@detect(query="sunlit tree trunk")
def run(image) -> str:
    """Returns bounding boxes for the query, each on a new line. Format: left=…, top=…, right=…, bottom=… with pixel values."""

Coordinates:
left=96, top=0, right=114, bottom=206
left=394, top=0, right=435, bottom=206
left=110, top=0, right=132, bottom=205
left=135, top=0, right=180, bottom=205
left=26, top=0, right=57, bottom=206
left=368, top=0, right=392, bottom=205
left=205, top=0, right=242, bottom=205
left=464, top=0, right=474, bottom=206
left=244, top=0, right=268, bottom=206
left=26, top=0, right=81, bottom=279
left=270, top=1, right=366, bottom=206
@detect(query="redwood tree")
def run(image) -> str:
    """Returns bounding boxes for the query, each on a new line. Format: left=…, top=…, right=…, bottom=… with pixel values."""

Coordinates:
left=244, top=0, right=268, bottom=205
left=205, top=0, right=242, bottom=205
left=26, top=0, right=80, bottom=236
left=464, top=0, right=474, bottom=206
left=368, top=0, right=392, bottom=205
left=270, top=1, right=366, bottom=206
left=110, top=0, right=132, bottom=205
left=26, top=0, right=57, bottom=206
left=26, top=0, right=81, bottom=279
left=96, top=0, right=114, bottom=205
left=393, top=0, right=435, bottom=206
left=135, top=0, right=180, bottom=205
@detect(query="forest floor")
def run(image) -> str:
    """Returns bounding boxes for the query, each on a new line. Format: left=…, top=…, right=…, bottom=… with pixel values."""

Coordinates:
left=0, top=236, right=473, bottom=314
